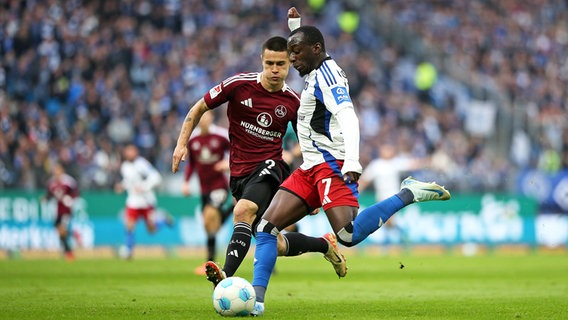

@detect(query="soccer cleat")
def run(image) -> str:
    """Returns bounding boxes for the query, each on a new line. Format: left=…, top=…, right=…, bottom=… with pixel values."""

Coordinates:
left=322, top=232, right=347, bottom=278
left=205, top=261, right=226, bottom=288
left=65, top=251, right=75, bottom=262
left=400, top=176, right=451, bottom=202
left=250, top=301, right=265, bottom=317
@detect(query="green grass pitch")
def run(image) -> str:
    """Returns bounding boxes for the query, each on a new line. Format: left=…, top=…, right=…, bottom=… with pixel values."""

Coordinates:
left=1, top=252, right=567, bottom=319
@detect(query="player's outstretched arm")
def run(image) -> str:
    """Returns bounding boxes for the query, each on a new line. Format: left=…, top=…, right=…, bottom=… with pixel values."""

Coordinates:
left=172, top=99, right=210, bottom=173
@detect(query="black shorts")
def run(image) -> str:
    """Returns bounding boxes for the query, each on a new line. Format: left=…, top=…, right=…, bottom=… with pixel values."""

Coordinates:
left=54, top=213, right=71, bottom=228
left=230, top=159, right=291, bottom=224
left=201, top=188, right=232, bottom=224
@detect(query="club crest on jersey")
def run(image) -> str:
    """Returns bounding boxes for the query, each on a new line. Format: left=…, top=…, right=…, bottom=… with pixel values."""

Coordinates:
left=332, top=86, right=351, bottom=105
left=275, top=105, right=287, bottom=118
left=209, top=84, right=222, bottom=99
left=256, top=112, right=273, bottom=127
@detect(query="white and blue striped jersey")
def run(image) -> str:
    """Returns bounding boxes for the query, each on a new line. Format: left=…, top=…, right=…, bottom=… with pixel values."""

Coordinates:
left=297, top=56, right=360, bottom=172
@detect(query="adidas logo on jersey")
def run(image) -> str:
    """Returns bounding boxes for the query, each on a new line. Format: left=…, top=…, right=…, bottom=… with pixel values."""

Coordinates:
left=240, top=98, right=253, bottom=107
left=259, top=168, right=271, bottom=176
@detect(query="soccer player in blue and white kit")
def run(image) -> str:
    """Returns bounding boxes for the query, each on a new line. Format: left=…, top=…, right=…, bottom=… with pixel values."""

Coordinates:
left=116, top=144, right=172, bottom=259
left=249, top=20, right=451, bottom=315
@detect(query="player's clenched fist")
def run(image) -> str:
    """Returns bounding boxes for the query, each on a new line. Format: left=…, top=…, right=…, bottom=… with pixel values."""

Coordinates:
left=287, top=7, right=300, bottom=18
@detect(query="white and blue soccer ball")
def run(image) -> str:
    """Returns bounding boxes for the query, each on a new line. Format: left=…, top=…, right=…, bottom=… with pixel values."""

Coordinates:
left=212, top=277, right=256, bottom=317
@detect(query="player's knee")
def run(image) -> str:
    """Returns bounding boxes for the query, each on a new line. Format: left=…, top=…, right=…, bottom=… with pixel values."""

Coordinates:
left=232, top=210, right=254, bottom=224
left=233, top=202, right=258, bottom=224
left=125, top=218, right=136, bottom=231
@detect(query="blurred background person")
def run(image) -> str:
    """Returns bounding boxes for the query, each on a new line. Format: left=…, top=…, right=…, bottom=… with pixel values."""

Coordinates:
left=44, top=162, right=80, bottom=261
left=115, top=144, right=172, bottom=259
left=359, top=144, right=424, bottom=202
left=358, top=143, right=425, bottom=246
left=182, top=111, right=233, bottom=274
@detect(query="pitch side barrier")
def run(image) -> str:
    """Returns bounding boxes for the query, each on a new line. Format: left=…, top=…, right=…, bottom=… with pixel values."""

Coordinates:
left=0, top=191, right=566, bottom=252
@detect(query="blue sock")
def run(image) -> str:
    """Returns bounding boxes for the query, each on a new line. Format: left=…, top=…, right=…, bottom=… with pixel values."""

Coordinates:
left=252, top=231, right=277, bottom=300
left=125, top=230, right=134, bottom=253
left=352, top=195, right=405, bottom=245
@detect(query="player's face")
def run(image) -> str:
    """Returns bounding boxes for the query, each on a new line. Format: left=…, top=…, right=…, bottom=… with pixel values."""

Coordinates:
left=261, top=49, right=290, bottom=89
left=53, top=164, right=64, bottom=178
left=288, top=33, right=318, bottom=77
left=123, top=145, right=138, bottom=162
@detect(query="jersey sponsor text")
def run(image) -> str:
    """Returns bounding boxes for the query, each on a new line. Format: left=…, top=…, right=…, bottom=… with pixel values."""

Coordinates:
left=240, top=120, right=282, bottom=141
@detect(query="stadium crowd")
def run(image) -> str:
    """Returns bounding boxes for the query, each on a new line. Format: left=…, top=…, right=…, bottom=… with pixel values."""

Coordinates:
left=0, top=0, right=566, bottom=195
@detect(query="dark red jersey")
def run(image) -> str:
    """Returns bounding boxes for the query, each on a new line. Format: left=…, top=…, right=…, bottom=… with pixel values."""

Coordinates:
left=46, top=174, right=79, bottom=215
left=185, top=125, right=231, bottom=194
left=203, top=72, right=300, bottom=177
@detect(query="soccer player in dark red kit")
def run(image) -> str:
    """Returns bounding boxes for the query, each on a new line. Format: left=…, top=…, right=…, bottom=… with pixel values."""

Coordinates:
left=44, top=162, right=79, bottom=261
left=182, top=111, right=233, bottom=275
left=172, top=36, right=346, bottom=287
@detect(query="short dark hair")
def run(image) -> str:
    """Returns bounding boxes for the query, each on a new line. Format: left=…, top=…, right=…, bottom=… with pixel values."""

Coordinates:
left=289, top=25, right=326, bottom=51
left=262, top=36, right=288, bottom=53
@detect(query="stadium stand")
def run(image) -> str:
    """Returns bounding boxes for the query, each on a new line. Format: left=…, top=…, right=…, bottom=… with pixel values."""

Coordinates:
left=0, top=0, right=566, bottom=197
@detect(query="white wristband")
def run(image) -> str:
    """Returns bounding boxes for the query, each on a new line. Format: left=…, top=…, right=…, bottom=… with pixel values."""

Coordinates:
left=341, top=160, right=363, bottom=176
left=288, top=17, right=301, bottom=31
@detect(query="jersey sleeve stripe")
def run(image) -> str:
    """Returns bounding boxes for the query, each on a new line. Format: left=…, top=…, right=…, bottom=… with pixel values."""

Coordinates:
left=222, top=73, right=258, bottom=86
left=321, top=62, right=337, bottom=86
left=318, top=67, right=332, bottom=87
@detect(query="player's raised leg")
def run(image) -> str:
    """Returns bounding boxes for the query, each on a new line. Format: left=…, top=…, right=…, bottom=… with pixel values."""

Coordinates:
left=336, top=176, right=450, bottom=247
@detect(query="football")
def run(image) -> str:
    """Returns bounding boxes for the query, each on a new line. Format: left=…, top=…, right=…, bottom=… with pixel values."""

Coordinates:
left=212, top=277, right=256, bottom=316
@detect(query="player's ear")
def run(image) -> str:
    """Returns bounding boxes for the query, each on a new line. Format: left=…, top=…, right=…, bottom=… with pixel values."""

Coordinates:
left=312, top=42, right=322, bottom=54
